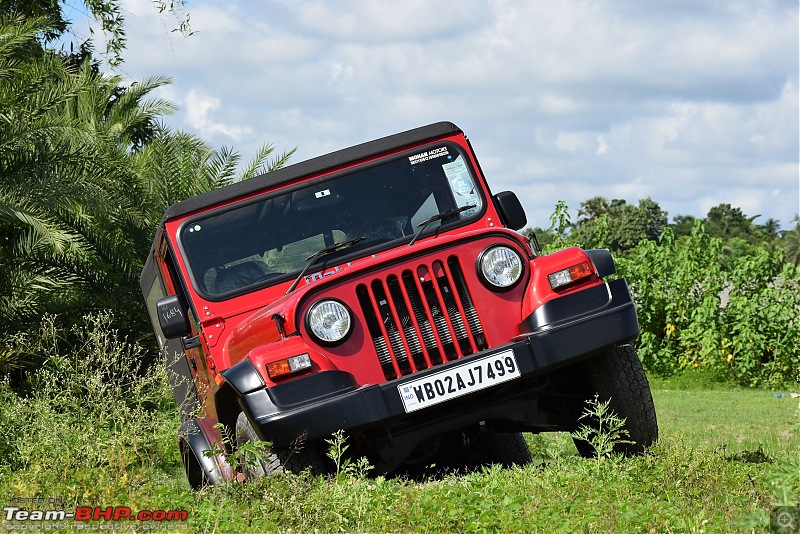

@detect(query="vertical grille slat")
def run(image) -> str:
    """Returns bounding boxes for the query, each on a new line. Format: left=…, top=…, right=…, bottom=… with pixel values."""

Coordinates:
left=412, top=266, right=453, bottom=363
left=387, top=275, right=429, bottom=372
left=448, top=257, right=485, bottom=345
left=357, top=283, right=401, bottom=379
left=371, top=280, right=413, bottom=375
left=426, top=262, right=462, bottom=361
left=433, top=260, right=475, bottom=356
left=403, top=270, right=444, bottom=366
left=439, top=259, right=480, bottom=354
left=359, top=256, right=488, bottom=381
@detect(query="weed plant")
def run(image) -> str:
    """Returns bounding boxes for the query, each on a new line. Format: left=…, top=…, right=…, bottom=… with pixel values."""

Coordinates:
left=571, top=394, right=633, bottom=473
left=0, top=314, right=182, bottom=505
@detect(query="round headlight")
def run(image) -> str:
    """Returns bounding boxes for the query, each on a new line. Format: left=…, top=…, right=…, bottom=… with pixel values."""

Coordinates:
left=306, top=299, right=352, bottom=344
left=479, top=246, right=523, bottom=288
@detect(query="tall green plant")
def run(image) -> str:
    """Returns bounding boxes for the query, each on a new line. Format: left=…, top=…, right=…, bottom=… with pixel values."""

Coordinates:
left=722, top=251, right=800, bottom=386
left=617, top=221, right=724, bottom=374
left=542, top=199, right=571, bottom=253
left=540, top=201, right=799, bottom=386
left=617, top=220, right=799, bottom=386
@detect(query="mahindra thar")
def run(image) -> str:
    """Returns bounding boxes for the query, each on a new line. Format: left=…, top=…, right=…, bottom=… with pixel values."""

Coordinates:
left=140, top=121, right=657, bottom=487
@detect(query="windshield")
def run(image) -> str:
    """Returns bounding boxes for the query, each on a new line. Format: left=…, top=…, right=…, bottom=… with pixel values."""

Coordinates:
left=179, top=143, right=484, bottom=297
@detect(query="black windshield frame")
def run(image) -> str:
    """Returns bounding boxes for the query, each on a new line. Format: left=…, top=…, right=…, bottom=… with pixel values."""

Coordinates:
left=177, top=141, right=486, bottom=300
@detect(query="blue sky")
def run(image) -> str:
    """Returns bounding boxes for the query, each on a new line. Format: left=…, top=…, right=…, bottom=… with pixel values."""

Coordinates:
left=81, top=0, right=799, bottom=230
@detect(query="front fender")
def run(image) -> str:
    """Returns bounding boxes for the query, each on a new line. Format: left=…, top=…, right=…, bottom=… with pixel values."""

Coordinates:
left=522, top=247, right=604, bottom=320
left=221, top=359, right=359, bottom=445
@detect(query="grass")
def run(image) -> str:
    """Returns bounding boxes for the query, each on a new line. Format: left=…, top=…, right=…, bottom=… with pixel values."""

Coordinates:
left=0, top=319, right=797, bottom=532
left=652, top=386, right=798, bottom=457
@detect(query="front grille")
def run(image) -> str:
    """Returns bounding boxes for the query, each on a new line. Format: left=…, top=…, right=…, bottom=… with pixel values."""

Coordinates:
left=356, top=256, right=487, bottom=380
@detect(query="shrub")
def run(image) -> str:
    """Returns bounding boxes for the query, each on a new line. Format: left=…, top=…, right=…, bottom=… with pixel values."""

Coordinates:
left=0, top=313, right=180, bottom=501
left=616, top=221, right=800, bottom=386
left=541, top=201, right=800, bottom=386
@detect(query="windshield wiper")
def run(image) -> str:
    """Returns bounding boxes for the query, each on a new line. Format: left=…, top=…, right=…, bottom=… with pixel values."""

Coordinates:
left=286, top=236, right=365, bottom=294
left=408, top=204, right=476, bottom=247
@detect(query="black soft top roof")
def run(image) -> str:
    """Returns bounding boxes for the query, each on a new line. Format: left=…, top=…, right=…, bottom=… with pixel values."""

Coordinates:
left=159, top=121, right=462, bottom=223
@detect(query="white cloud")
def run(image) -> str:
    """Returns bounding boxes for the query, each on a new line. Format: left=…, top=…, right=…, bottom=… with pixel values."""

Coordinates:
left=596, top=137, right=609, bottom=156
left=183, top=90, right=251, bottom=141
left=554, top=132, right=586, bottom=153
left=292, top=0, right=488, bottom=42
left=109, top=0, right=798, bottom=227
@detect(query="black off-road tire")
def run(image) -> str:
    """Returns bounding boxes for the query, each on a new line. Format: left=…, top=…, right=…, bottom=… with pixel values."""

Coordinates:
left=482, top=431, right=532, bottom=467
left=235, top=412, right=328, bottom=479
left=573, top=344, right=658, bottom=457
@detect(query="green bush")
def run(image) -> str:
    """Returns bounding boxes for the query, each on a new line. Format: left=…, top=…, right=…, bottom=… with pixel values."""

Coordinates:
left=539, top=201, right=800, bottom=386
left=616, top=221, right=800, bottom=387
left=0, top=313, right=181, bottom=501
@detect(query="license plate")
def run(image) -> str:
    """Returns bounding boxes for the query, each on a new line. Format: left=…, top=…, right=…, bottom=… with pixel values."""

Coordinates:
left=397, top=350, right=520, bottom=413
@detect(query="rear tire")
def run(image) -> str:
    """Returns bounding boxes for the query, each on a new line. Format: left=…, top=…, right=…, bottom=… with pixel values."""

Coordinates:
left=573, top=345, right=658, bottom=457
left=235, top=412, right=328, bottom=479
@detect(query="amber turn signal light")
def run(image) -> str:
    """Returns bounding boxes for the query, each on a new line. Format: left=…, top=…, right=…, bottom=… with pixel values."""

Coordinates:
left=547, top=261, right=593, bottom=289
left=266, top=353, right=312, bottom=379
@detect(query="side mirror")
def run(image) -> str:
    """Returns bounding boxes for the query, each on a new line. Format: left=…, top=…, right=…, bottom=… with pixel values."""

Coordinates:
left=493, top=191, right=527, bottom=231
left=157, top=295, right=191, bottom=339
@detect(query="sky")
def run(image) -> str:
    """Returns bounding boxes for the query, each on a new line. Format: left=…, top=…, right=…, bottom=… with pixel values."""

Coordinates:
left=76, top=0, right=799, bottom=230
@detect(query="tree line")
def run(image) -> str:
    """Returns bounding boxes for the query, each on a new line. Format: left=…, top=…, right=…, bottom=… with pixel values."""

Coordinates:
left=526, top=196, right=800, bottom=267
left=0, top=8, right=292, bottom=374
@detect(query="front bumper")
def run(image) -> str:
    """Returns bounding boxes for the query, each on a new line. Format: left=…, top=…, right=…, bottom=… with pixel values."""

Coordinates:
left=230, top=278, right=638, bottom=449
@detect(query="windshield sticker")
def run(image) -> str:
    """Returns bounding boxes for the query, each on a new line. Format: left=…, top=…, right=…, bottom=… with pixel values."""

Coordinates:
left=408, top=146, right=449, bottom=165
left=314, top=189, right=331, bottom=199
left=442, top=156, right=480, bottom=216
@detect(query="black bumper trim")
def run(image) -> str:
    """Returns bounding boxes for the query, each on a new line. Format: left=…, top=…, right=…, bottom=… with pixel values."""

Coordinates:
left=520, top=278, right=634, bottom=333
left=241, top=279, right=639, bottom=448
left=522, top=278, right=639, bottom=371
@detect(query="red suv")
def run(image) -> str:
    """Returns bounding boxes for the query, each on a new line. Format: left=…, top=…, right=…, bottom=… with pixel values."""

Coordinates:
left=140, top=122, right=657, bottom=487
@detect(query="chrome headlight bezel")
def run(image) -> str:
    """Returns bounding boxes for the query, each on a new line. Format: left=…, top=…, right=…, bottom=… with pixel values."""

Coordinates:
left=305, top=299, right=353, bottom=345
left=477, top=245, right=524, bottom=290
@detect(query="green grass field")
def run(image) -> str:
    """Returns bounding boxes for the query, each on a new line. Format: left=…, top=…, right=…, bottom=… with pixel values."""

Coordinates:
left=652, top=384, right=798, bottom=456
left=1, top=368, right=797, bottom=533
left=167, top=382, right=800, bottom=532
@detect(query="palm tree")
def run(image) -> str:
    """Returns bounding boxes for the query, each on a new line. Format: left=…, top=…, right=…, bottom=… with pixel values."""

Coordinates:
left=760, top=218, right=781, bottom=238
left=781, top=216, right=800, bottom=266
left=0, top=17, right=95, bottom=334
left=0, top=17, right=293, bottom=371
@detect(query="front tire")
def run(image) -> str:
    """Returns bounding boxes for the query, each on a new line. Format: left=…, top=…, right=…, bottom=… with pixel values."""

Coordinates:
left=573, top=345, right=658, bottom=457
left=481, top=430, right=532, bottom=467
left=235, top=412, right=328, bottom=479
